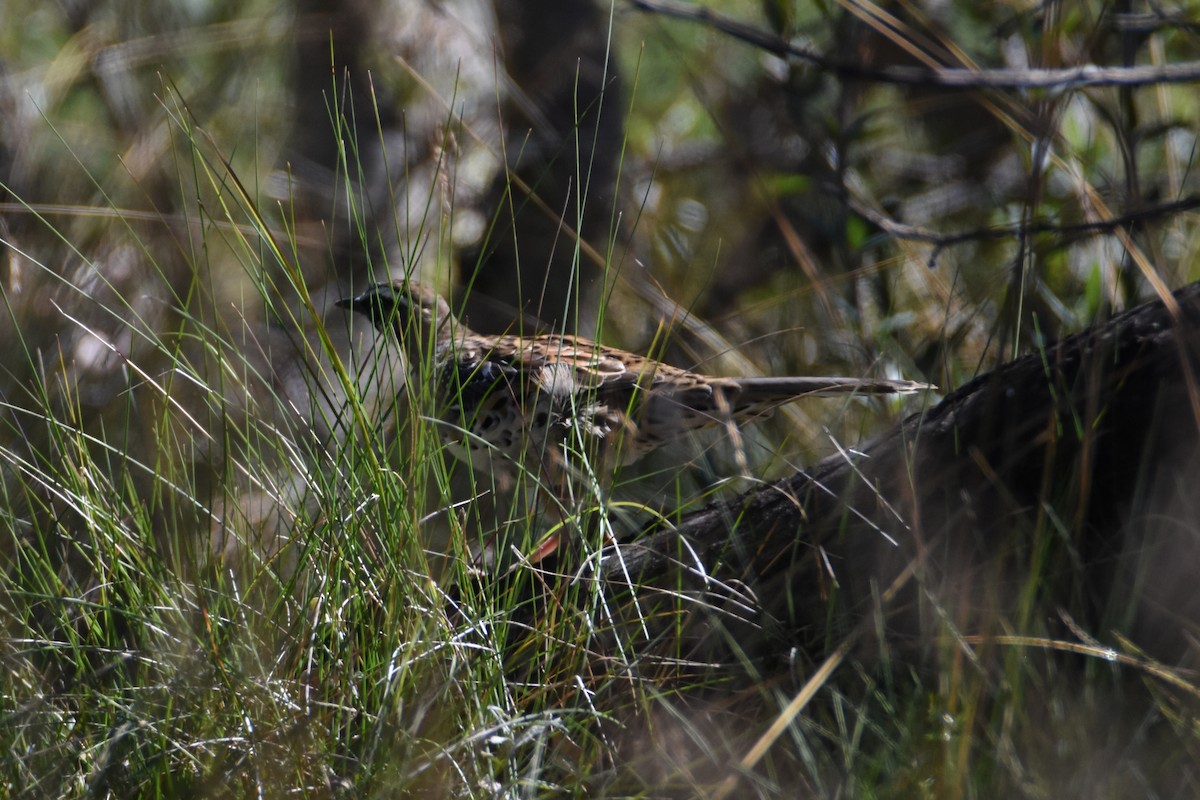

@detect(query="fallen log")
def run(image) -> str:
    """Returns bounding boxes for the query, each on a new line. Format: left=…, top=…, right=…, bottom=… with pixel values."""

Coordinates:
left=598, top=280, right=1200, bottom=681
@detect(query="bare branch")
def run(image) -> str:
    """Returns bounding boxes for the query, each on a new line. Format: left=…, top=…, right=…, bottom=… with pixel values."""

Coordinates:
left=630, top=0, right=1200, bottom=91
left=846, top=193, right=1200, bottom=263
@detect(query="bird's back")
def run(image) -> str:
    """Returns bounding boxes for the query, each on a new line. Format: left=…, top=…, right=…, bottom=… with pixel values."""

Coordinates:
left=442, top=332, right=915, bottom=467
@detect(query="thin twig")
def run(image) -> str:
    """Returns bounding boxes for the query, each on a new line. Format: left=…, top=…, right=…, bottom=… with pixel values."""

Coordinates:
left=630, top=0, right=1200, bottom=90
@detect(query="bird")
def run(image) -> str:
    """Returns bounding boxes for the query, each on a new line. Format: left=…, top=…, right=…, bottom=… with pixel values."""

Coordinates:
left=338, top=280, right=931, bottom=559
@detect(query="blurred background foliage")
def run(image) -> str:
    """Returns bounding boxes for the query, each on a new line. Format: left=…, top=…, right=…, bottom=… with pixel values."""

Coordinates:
left=5, top=0, right=1199, bottom=439
left=2, top=0, right=1200, bottom=795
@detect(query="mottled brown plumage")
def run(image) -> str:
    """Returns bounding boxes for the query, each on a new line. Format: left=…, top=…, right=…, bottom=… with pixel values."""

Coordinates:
left=338, top=281, right=931, bottom=489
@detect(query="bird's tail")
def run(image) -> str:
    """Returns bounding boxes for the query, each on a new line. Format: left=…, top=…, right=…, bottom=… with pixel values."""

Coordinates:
left=731, top=376, right=934, bottom=401
left=642, top=375, right=934, bottom=440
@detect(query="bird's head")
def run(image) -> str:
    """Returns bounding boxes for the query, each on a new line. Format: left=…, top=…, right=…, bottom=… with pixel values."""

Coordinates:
left=336, top=281, right=456, bottom=352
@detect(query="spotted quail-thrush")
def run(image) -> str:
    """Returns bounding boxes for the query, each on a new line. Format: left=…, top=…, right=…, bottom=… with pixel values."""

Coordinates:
left=339, top=280, right=930, bottom=474
left=338, top=281, right=931, bottom=557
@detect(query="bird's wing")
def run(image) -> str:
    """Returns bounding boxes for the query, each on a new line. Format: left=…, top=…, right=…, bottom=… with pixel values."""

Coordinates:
left=482, top=333, right=708, bottom=399
left=459, top=332, right=748, bottom=421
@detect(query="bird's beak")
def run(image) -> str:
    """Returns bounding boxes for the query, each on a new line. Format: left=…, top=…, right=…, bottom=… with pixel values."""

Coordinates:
left=335, top=295, right=360, bottom=311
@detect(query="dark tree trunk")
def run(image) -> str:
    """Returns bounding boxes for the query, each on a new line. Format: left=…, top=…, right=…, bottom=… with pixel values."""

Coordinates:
left=462, top=0, right=622, bottom=335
